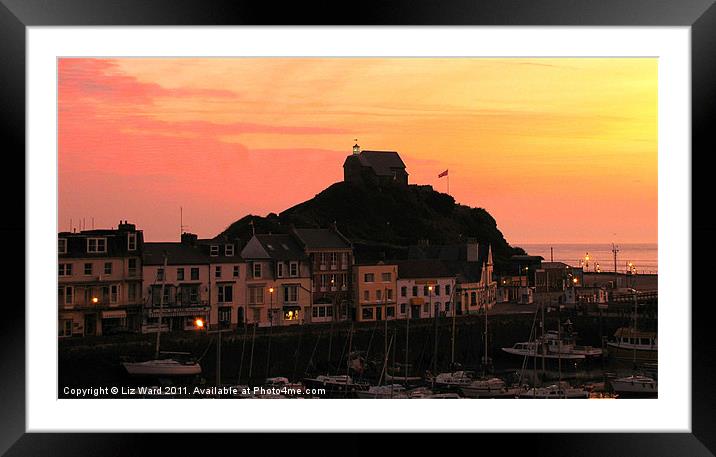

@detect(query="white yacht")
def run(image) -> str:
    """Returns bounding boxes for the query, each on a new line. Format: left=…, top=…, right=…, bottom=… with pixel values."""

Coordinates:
left=460, top=377, right=521, bottom=398
left=610, top=374, right=657, bottom=395
left=502, top=341, right=585, bottom=360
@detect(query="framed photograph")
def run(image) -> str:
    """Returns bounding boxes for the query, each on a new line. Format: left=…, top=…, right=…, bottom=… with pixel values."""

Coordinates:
left=5, top=0, right=714, bottom=455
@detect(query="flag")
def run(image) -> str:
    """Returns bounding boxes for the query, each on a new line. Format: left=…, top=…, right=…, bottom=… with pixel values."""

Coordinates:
left=438, top=169, right=448, bottom=178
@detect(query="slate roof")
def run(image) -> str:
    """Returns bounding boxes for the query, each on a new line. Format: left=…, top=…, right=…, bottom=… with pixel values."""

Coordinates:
left=357, top=150, right=406, bottom=176
left=143, top=242, right=209, bottom=266
left=292, top=228, right=351, bottom=250
left=255, top=234, right=308, bottom=261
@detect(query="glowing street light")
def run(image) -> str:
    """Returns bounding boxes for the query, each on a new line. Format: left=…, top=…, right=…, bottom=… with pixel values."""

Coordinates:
left=194, top=317, right=205, bottom=329
left=91, top=297, right=99, bottom=304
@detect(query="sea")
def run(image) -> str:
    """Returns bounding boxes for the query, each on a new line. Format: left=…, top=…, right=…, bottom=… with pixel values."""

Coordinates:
left=517, top=243, right=658, bottom=274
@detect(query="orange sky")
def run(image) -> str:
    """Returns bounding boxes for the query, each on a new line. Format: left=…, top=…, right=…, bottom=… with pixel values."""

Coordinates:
left=58, top=58, right=657, bottom=244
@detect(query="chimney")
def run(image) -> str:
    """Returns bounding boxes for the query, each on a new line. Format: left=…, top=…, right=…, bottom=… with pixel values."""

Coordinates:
left=181, top=232, right=198, bottom=245
left=118, top=221, right=136, bottom=232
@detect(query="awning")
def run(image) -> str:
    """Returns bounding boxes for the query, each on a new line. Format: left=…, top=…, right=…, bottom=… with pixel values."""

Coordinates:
left=102, top=310, right=127, bottom=319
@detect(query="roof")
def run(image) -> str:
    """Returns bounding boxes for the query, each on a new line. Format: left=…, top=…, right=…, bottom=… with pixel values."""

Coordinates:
left=254, top=234, right=308, bottom=261
left=292, top=228, right=351, bottom=250
left=395, top=259, right=454, bottom=279
left=357, top=150, right=406, bottom=176
left=143, top=242, right=209, bottom=266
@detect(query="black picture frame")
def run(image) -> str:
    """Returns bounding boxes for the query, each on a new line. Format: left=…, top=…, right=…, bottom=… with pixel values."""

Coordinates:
left=2, top=0, right=714, bottom=455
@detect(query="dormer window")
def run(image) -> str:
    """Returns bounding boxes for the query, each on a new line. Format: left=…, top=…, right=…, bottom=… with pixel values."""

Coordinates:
left=58, top=238, right=67, bottom=254
left=225, top=244, right=234, bottom=256
left=253, top=263, right=262, bottom=279
left=87, top=238, right=107, bottom=253
left=210, top=245, right=219, bottom=256
left=289, top=261, right=299, bottom=277
left=128, top=233, right=137, bottom=251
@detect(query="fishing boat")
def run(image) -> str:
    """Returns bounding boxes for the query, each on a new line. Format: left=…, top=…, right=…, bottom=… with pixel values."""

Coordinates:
left=543, top=323, right=603, bottom=358
left=460, top=377, right=521, bottom=398
left=519, top=381, right=590, bottom=399
left=123, top=253, right=201, bottom=377
left=607, top=328, right=658, bottom=362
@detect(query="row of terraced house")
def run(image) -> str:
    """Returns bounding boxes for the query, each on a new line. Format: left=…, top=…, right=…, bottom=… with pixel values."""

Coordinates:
left=58, top=221, right=497, bottom=337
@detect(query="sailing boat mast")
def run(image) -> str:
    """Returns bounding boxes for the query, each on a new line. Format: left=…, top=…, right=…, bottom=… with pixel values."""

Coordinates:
left=154, top=253, right=168, bottom=359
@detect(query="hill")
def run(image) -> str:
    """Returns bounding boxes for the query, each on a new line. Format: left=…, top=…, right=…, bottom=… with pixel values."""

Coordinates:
left=218, top=181, right=526, bottom=273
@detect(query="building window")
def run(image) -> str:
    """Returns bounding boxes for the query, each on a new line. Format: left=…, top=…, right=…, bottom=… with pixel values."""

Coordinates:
left=471, top=292, right=477, bottom=305
left=446, top=284, right=451, bottom=296
left=435, top=285, right=441, bottom=296
left=157, top=268, right=165, bottom=281
left=219, top=307, right=232, bottom=324
left=59, top=319, right=72, bottom=337
left=58, top=238, right=67, bottom=254
left=253, top=263, right=262, bottom=279
left=225, top=244, right=234, bottom=256
left=104, top=262, right=112, bottom=275
left=387, top=289, right=393, bottom=300
left=188, top=286, right=199, bottom=304
left=362, top=307, right=374, bottom=320
left=364, top=273, right=374, bottom=283
left=177, top=268, right=185, bottom=281
left=381, top=272, right=391, bottom=282
left=84, top=263, right=93, bottom=275
left=102, top=286, right=110, bottom=303
left=412, top=286, right=418, bottom=297
left=401, top=286, right=407, bottom=297
left=59, top=286, right=73, bottom=305
left=218, top=285, right=233, bottom=303
left=128, top=258, right=137, bottom=276
left=128, top=233, right=137, bottom=251
left=363, top=290, right=370, bottom=302
left=445, top=302, right=450, bottom=312
left=249, top=286, right=264, bottom=305
left=341, top=252, right=349, bottom=267
left=289, top=262, right=298, bottom=277
left=424, top=285, right=429, bottom=296
left=59, top=263, right=73, bottom=276
left=277, top=262, right=284, bottom=278
left=376, top=289, right=383, bottom=301
left=233, top=265, right=240, bottom=278
left=87, top=238, right=107, bottom=253
left=210, top=245, right=219, bottom=256
left=191, top=267, right=199, bottom=280
left=400, top=303, right=406, bottom=314
left=215, top=266, right=222, bottom=279
left=284, top=308, right=300, bottom=321
left=386, top=306, right=395, bottom=318
left=423, top=303, right=429, bottom=313
left=283, top=285, right=298, bottom=303
left=110, top=285, right=119, bottom=303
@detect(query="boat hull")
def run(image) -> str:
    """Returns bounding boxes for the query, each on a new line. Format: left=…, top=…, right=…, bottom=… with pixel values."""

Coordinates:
left=606, top=344, right=658, bottom=362
left=502, top=348, right=585, bottom=360
left=122, top=360, right=201, bottom=376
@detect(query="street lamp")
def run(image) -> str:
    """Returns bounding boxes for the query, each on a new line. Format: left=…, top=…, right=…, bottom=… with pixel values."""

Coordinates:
left=195, top=318, right=232, bottom=388
left=429, top=284, right=437, bottom=384
left=266, top=286, right=275, bottom=380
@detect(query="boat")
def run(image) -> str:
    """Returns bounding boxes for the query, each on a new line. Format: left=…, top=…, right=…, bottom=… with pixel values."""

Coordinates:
left=407, top=387, right=460, bottom=399
left=519, top=381, right=590, bottom=399
left=607, top=289, right=657, bottom=362
left=543, top=324, right=603, bottom=358
left=385, top=373, right=423, bottom=385
left=123, top=253, right=201, bottom=377
left=460, top=377, right=521, bottom=398
left=122, top=357, right=202, bottom=376
left=356, top=384, right=409, bottom=399
left=502, top=341, right=586, bottom=360
left=303, top=374, right=369, bottom=396
left=609, top=374, right=657, bottom=396
left=429, top=370, right=474, bottom=388
left=606, top=328, right=658, bottom=362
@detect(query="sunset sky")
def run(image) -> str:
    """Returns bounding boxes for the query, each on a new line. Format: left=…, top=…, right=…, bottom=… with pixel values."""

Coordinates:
left=58, top=58, right=657, bottom=244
